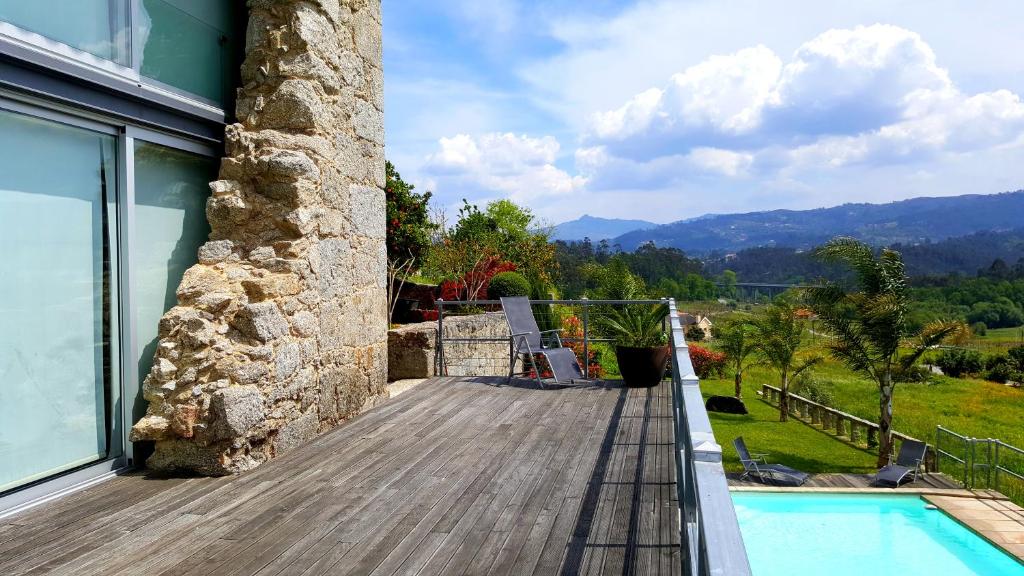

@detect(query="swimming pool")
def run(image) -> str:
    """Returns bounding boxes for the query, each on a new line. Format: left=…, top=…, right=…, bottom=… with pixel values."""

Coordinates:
left=732, top=492, right=1024, bottom=576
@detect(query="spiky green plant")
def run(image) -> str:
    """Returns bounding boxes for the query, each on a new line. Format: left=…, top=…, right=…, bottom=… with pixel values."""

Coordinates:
left=599, top=303, right=670, bottom=348
left=749, top=300, right=822, bottom=422
left=807, top=238, right=969, bottom=466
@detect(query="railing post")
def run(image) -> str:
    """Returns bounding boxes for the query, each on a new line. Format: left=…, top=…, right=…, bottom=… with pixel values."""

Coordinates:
left=581, top=297, right=590, bottom=379
left=436, top=299, right=445, bottom=377
left=850, top=422, right=860, bottom=443
left=995, top=441, right=1001, bottom=493
left=811, top=405, right=821, bottom=425
left=867, top=427, right=878, bottom=448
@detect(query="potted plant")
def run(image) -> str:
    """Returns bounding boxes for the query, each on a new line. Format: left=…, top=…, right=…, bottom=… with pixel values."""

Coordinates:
left=601, top=303, right=671, bottom=387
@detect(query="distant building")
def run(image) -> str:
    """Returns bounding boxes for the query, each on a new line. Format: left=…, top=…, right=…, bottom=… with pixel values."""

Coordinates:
left=679, top=312, right=715, bottom=340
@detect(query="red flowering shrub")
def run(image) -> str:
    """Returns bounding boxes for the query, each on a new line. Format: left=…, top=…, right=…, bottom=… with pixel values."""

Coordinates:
left=438, top=257, right=517, bottom=301
left=689, top=344, right=726, bottom=379
left=562, top=315, right=603, bottom=378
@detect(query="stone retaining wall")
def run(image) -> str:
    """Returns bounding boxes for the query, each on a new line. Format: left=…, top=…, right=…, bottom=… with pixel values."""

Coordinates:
left=388, top=312, right=508, bottom=380
left=129, top=0, right=387, bottom=475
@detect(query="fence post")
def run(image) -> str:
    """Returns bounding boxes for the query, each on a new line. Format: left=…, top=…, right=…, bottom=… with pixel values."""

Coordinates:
left=581, top=297, right=590, bottom=379
left=995, top=442, right=1001, bottom=494
left=436, top=299, right=445, bottom=377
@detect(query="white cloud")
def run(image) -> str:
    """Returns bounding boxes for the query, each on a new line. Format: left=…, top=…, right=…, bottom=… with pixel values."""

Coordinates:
left=686, top=148, right=755, bottom=177
left=424, top=133, right=586, bottom=207
left=584, top=24, right=1024, bottom=176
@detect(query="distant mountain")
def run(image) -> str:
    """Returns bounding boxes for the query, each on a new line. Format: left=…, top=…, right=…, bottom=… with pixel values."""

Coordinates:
left=552, top=214, right=656, bottom=241
left=613, top=190, right=1024, bottom=253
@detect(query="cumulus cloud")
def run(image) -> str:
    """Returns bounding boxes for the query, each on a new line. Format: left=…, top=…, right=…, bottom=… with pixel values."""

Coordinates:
left=584, top=24, right=1024, bottom=177
left=424, top=133, right=586, bottom=205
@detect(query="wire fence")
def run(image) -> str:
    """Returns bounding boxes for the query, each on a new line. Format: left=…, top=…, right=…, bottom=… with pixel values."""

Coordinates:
left=936, top=426, right=1024, bottom=505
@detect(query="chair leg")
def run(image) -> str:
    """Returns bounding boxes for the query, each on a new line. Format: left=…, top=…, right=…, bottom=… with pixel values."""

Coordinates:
left=525, top=346, right=545, bottom=389
left=507, top=339, right=519, bottom=384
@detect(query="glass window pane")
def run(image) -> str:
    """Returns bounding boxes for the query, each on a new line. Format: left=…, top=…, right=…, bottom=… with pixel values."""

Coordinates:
left=137, top=0, right=237, bottom=104
left=0, top=109, right=119, bottom=493
left=0, top=0, right=129, bottom=65
left=133, top=141, right=215, bottom=401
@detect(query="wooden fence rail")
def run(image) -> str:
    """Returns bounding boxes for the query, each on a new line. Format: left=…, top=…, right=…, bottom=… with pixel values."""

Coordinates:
left=760, top=384, right=936, bottom=471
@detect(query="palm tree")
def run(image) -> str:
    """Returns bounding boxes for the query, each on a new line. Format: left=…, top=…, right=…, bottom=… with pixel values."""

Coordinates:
left=717, top=319, right=758, bottom=398
left=807, top=238, right=968, bottom=467
left=750, top=300, right=821, bottom=421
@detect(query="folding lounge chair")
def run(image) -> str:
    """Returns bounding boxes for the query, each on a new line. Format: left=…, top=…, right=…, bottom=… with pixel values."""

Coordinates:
left=501, top=296, right=584, bottom=388
left=733, top=437, right=810, bottom=487
left=872, top=439, right=927, bottom=487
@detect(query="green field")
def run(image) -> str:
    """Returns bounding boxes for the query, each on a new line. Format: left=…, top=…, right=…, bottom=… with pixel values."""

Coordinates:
left=700, top=346, right=1024, bottom=474
left=700, top=378, right=878, bottom=474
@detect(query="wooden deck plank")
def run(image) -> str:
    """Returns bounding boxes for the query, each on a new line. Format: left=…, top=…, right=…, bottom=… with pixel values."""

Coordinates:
left=0, top=377, right=687, bottom=576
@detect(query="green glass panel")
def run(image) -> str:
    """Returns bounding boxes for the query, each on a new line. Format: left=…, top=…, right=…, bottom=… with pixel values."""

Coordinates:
left=133, top=141, right=214, bottom=404
left=138, top=0, right=236, bottom=104
left=0, top=0, right=129, bottom=65
left=0, top=109, right=119, bottom=493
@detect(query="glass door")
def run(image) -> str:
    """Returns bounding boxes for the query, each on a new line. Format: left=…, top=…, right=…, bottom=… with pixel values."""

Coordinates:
left=0, top=107, right=121, bottom=493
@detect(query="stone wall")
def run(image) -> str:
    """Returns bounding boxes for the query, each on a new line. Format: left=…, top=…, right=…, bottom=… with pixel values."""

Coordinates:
left=129, top=0, right=387, bottom=475
left=388, top=313, right=509, bottom=380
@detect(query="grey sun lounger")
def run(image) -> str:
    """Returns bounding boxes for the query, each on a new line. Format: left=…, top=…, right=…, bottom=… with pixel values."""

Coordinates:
left=872, top=439, right=927, bottom=487
left=734, top=437, right=810, bottom=487
left=501, top=296, right=584, bottom=388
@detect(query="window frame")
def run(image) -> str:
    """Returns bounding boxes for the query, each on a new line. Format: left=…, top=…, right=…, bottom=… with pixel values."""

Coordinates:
left=0, top=93, right=219, bottom=517
left=0, top=0, right=234, bottom=122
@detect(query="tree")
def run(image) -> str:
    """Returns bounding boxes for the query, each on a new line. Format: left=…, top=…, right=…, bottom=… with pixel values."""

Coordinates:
left=807, top=238, right=969, bottom=466
left=431, top=199, right=557, bottom=292
left=385, top=161, right=435, bottom=320
left=717, top=319, right=758, bottom=398
left=750, top=300, right=821, bottom=422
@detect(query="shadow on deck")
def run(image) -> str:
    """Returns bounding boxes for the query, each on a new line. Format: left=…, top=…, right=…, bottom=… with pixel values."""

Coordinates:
left=0, top=377, right=680, bottom=576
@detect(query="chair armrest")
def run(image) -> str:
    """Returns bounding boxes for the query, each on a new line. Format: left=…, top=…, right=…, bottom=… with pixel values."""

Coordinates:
left=538, top=329, right=564, bottom=334
left=509, top=332, right=534, bottom=338
left=750, top=452, right=769, bottom=458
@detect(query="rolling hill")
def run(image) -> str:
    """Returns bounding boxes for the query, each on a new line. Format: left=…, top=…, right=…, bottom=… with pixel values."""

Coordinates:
left=613, top=190, right=1024, bottom=253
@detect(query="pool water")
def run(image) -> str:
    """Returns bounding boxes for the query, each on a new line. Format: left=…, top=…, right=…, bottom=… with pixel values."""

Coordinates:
left=732, top=493, right=1024, bottom=576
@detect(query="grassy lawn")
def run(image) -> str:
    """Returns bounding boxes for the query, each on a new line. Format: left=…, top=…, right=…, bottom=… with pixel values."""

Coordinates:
left=700, top=378, right=878, bottom=475
left=700, top=342, right=1024, bottom=475
left=969, top=326, right=1024, bottom=353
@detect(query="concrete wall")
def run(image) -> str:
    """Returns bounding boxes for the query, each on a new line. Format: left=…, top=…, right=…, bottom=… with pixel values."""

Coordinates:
left=388, top=313, right=509, bottom=380
left=130, top=0, right=387, bottom=475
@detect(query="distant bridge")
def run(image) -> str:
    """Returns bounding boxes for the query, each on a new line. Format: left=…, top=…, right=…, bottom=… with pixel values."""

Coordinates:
left=714, top=282, right=814, bottom=299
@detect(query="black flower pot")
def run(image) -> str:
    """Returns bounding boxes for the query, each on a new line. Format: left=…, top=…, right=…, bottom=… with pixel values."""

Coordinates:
left=615, top=345, right=671, bottom=387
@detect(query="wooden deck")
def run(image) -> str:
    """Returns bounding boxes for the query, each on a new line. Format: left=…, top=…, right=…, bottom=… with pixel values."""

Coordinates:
left=0, top=377, right=680, bottom=576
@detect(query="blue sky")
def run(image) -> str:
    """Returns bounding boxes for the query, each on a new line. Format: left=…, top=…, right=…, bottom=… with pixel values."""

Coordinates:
left=382, top=0, right=1024, bottom=225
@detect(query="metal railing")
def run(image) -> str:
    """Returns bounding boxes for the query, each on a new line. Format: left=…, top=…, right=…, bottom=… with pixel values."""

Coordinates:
left=936, top=426, right=1024, bottom=505
left=668, top=299, right=752, bottom=576
left=435, top=298, right=667, bottom=378
left=433, top=298, right=752, bottom=575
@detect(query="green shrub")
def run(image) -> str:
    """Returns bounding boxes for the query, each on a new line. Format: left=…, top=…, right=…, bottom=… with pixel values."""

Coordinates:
left=935, top=348, right=984, bottom=378
left=986, top=361, right=1020, bottom=384
left=487, top=271, right=530, bottom=298
left=971, top=322, right=988, bottom=336
left=686, top=325, right=705, bottom=342
left=792, top=375, right=836, bottom=408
